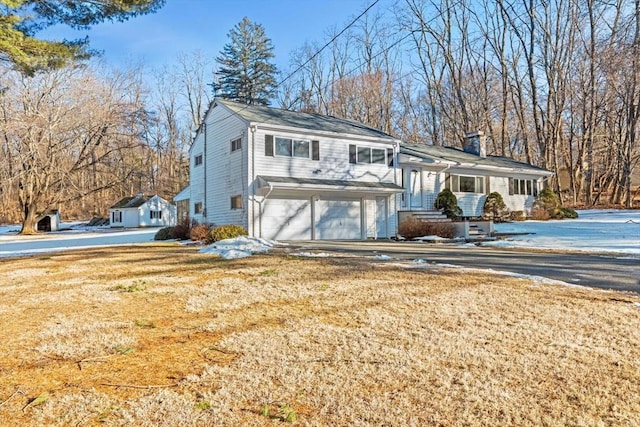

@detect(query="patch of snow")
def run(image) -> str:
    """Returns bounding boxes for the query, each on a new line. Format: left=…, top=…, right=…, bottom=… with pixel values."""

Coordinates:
left=413, top=235, right=449, bottom=242
left=372, top=254, right=394, bottom=260
left=484, top=209, right=640, bottom=257
left=634, top=302, right=640, bottom=309
left=292, top=252, right=339, bottom=258
left=199, top=236, right=276, bottom=260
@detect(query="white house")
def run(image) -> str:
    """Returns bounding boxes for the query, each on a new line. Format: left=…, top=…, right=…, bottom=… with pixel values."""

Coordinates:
left=397, top=131, right=554, bottom=218
left=182, top=99, right=403, bottom=240
left=109, top=194, right=177, bottom=228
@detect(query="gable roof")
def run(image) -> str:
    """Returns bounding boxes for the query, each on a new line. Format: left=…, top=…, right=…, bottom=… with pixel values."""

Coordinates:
left=110, top=194, right=149, bottom=209
left=215, top=99, right=396, bottom=141
left=400, top=143, right=553, bottom=175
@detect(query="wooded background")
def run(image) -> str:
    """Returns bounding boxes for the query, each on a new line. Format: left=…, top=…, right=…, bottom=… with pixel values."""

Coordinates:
left=1, top=0, right=638, bottom=224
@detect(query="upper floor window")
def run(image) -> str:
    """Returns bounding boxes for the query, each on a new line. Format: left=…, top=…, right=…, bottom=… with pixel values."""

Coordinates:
left=194, top=202, right=203, bottom=214
left=510, top=178, right=537, bottom=196
left=194, top=154, right=203, bottom=167
left=231, top=137, right=242, bottom=152
left=349, top=144, right=393, bottom=166
left=265, top=134, right=319, bottom=160
left=446, top=173, right=485, bottom=193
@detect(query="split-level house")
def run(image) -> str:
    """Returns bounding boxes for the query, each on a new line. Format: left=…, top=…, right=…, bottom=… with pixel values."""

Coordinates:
left=397, top=131, right=554, bottom=219
left=176, top=100, right=553, bottom=240
left=179, top=99, right=404, bottom=240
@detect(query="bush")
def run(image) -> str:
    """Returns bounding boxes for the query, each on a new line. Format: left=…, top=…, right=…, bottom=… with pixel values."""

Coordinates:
left=558, top=207, right=579, bottom=219
left=510, top=210, right=525, bottom=221
left=533, top=188, right=560, bottom=212
left=154, top=227, right=174, bottom=240
left=482, top=192, right=510, bottom=222
left=532, top=188, right=578, bottom=220
left=190, top=223, right=212, bottom=242
left=398, top=217, right=455, bottom=240
left=171, top=217, right=192, bottom=240
left=435, top=189, right=463, bottom=220
left=206, top=224, right=248, bottom=244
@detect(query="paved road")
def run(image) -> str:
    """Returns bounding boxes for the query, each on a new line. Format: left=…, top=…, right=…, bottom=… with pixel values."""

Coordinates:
left=285, top=240, right=640, bottom=293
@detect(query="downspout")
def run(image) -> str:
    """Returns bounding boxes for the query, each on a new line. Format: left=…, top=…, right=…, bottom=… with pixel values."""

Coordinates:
left=203, top=122, right=207, bottom=222
left=250, top=124, right=257, bottom=236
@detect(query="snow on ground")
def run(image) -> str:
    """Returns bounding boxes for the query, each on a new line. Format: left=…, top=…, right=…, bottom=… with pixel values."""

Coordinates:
left=0, top=222, right=157, bottom=258
left=481, top=209, right=640, bottom=257
left=199, top=236, right=276, bottom=260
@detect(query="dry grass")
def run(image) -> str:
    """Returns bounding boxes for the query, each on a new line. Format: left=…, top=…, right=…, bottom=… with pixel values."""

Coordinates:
left=0, top=243, right=638, bottom=426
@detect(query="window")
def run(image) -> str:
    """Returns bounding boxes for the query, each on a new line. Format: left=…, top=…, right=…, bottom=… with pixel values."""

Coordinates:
left=112, top=211, right=122, bottom=223
left=265, top=134, right=319, bottom=160
left=350, top=144, right=392, bottom=166
left=230, top=195, right=242, bottom=209
left=446, top=174, right=485, bottom=193
left=194, top=202, right=203, bottom=214
left=150, top=210, right=162, bottom=220
left=231, top=137, right=242, bottom=152
left=275, top=137, right=310, bottom=158
left=357, top=146, right=371, bottom=163
left=194, top=154, right=203, bottom=167
left=510, top=178, right=537, bottom=196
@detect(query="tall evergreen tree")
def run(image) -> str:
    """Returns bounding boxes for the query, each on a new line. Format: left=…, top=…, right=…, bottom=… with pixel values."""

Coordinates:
left=0, top=0, right=165, bottom=75
left=214, top=17, right=277, bottom=105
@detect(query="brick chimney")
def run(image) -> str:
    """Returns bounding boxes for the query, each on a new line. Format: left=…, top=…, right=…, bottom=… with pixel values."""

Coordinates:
left=463, top=131, right=486, bottom=158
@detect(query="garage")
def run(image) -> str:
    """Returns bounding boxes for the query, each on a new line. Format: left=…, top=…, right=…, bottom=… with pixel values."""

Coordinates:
left=261, top=197, right=312, bottom=240
left=315, top=199, right=362, bottom=240
left=260, top=196, right=362, bottom=241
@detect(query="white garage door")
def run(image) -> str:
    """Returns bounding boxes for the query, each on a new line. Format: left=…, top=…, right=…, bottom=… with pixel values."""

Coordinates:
left=262, top=197, right=312, bottom=240
left=316, top=200, right=361, bottom=240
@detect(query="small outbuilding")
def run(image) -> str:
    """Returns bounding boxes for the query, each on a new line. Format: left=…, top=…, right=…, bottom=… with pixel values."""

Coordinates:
left=37, top=209, right=61, bottom=232
left=109, top=194, right=176, bottom=228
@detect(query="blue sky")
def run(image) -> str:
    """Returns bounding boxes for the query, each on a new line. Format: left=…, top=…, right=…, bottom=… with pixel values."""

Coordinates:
left=40, top=0, right=385, bottom=73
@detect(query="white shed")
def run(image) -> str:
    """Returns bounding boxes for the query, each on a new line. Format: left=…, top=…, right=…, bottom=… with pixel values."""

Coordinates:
left=109, top=194, right=176, bottom=228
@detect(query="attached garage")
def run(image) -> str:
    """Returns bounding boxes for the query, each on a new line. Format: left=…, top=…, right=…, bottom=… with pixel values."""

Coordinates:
left=255, top=176, right=402, bottom=241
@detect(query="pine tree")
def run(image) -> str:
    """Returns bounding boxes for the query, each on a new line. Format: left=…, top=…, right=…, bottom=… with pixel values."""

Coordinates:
left=0, top=0, right=165, bottom=75
left=214, top=17, right=277, bottom=105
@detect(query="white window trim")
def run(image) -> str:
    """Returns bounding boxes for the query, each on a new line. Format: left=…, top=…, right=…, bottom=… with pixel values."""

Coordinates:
left=448, top=174, right=485, bottom=194
left=349, top=144, right=392, bottom=165
left=194, top=154, right=203, bottom=167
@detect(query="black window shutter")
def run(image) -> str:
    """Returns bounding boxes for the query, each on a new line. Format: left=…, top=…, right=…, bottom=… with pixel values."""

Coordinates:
left=312, top=140, right=320, bottom=160
left=508, top=178, right=514, bottom=195
left=444, top=173, right=450, bottom=190
left=349, top=144, right=357, bottom=164
left=265, top=135, right=274, bottom=156
left=387, top=148, right=394, bottom=167
left=485, top=176, right=490, bottom=194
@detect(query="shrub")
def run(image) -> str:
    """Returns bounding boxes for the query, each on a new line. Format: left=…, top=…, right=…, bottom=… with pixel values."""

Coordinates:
left=435, top=189, right=463, bottom=220
left=398, top=217, right=455, bottom=240
left=206, top=224, right=248, bottom=244
left=558, top=207, right=579, bottom=219
left=154, top=227, right=174, bottom=240
left=532, top=188, right=578, bottom=220
left=171, top=217, right=192, bottom=240
left=190, top=223, right=212, bottom=242
left=510, top=210, right=525, bottom=221
left=482, top=192, right=510, bottom=222
left=533, top=188, right=560, bottom=212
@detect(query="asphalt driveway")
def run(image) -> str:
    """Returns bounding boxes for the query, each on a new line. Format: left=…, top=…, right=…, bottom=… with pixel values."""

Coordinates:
left=285, top=240, right=640, bottom=294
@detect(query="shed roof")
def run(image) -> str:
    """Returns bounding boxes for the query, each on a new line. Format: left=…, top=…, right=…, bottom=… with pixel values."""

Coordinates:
left=400, top=143, right=553, bottom=175
left=110, top=194, right=149, bottom=209
left=216, top=99, right=396, bottom=141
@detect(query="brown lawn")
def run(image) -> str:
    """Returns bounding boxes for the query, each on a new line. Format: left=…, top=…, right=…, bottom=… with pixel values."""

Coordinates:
left=0, top=243, right=638, bottom=426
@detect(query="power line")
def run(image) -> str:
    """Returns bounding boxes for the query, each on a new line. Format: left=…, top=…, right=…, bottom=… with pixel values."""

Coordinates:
left=276, top=0, right=381, bottom=89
